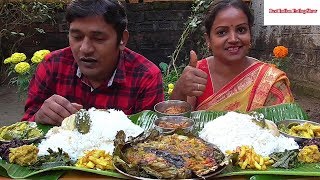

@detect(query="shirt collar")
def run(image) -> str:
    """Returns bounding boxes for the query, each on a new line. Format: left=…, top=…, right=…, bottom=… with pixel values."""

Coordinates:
left=76, top=67, right=117, bottom=87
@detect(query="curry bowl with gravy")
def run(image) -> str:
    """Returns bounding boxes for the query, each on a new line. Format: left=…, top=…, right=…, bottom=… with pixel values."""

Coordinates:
left=154, top=100, right=192, bottom=117
left=154, top=116, right=194, bottom=134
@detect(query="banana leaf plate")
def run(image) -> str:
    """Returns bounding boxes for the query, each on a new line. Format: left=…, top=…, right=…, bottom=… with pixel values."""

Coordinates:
left=114, top=162, right=227, bottom=180
left=1, top=103, right=319, bottom=180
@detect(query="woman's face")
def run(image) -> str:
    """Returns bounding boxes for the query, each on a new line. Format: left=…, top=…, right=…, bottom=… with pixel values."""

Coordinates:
left=206, top=6, right=251, bottom=64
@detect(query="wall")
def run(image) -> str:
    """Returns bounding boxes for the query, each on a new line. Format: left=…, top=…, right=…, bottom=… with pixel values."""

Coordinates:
left=126, top=2, right=192, bottom=66
left=250, top=0, right=320, bottom=98
left=15, top=1, right=193, bottom=67
left=3, top=0, right=320, bottom=98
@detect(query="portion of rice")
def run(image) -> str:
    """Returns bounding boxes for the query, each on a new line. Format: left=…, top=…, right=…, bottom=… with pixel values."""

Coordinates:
left=37, top=108, right=144, bottom=161
left=199, top=112, right=299, bottom=156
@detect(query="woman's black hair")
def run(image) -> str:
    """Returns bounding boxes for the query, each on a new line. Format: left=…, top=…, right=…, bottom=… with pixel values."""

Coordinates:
left=204, top=0, right=254, bottom=36
left=66, top=0, right=127, bottom=44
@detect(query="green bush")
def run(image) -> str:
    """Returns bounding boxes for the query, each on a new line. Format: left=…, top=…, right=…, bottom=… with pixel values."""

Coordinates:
left=159, top=62, right=184, bottom=100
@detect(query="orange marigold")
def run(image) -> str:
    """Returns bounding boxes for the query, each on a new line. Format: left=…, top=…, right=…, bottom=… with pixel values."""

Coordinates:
left=273, top=46, right=288, bottom=58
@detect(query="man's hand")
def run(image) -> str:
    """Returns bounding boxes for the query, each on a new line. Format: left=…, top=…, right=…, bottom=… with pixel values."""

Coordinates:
left=35, top=94, right=83, bottom=125
left=172, top=50, right=208, bottom=98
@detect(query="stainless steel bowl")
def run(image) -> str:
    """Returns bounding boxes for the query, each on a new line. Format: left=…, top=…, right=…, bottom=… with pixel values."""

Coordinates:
left=154, top=116, right=194, bottom=134
left=276, top=119, right=320, bottom=144
left=154, top=100, right=192, bottom=117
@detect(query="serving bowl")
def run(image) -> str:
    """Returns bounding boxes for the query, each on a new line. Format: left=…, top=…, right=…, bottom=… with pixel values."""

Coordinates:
left=154, top=116, right=194, bottom=134
left=154, top=100, right=192, bottom=117
left=276, top=119, right=320, bottom=144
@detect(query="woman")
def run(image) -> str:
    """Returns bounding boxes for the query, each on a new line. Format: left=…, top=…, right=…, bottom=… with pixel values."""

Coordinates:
left=170, top=0, right=293, bottom=112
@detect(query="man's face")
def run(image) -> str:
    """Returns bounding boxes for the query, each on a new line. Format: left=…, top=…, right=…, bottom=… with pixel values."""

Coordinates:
left=69, top=16, right=120, bottom=82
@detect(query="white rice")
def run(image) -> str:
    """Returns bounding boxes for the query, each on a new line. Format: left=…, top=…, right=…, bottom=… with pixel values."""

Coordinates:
left=37, top=108, right=144, bottom=161
left=199, top=112, right=299, bottom=156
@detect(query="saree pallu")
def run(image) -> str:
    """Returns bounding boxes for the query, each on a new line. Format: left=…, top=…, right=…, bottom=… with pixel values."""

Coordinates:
left=195, top=59, right=294, bottom=112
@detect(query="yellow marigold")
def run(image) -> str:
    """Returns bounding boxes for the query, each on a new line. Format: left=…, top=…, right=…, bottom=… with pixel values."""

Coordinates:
left=10, top=53, right=27, bottom=64
left=31, top=49, right=50, bottom=63
left=3, top=57, right=12, bottom=64
left=14, top=62, right=30, bottom=74
left=168, top=83, right=174, bottom=89
left=168, top=88, right=173, bottom=95
left=273, top=46, right=288, bottom=58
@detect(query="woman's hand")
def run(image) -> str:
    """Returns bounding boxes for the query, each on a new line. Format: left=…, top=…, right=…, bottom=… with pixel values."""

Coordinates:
left=171, top=50, right=208, bottom=100
left=34, top=94, right=83, bottom=125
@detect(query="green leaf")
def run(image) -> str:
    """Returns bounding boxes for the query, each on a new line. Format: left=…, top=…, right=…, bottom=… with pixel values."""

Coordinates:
left=254, top=103, right=308, bottom=123
left=250, top=175, right=286, bottom=180
left=36, top=123, right=53, bottom=134
left=0, top=103, right=316, bottom=179
left=217, top=162, right=320, bottom=177
left=159, top=62, right=168, bottom=73
left=129, top=110, right=157, bottom=130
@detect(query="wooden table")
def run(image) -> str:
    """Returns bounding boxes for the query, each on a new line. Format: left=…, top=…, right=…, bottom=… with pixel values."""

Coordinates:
left=60, top=171, right=320, bottom=180
left=0, top=171, right=319, bottom=180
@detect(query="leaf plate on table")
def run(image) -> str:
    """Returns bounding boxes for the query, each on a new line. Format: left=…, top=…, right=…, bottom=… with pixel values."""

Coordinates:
left=0, top=103, right=316, bottom=179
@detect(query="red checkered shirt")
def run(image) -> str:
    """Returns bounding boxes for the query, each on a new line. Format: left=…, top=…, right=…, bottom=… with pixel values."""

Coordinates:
left=22, top=47, right=164, bottom=121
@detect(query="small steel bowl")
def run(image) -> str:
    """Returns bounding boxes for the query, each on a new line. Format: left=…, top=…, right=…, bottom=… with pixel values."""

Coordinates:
left=154, top=100, right=192, bottom=117
left=154, top=116, right=194, bottom=134
left=276, top=119, right=320, bottom=144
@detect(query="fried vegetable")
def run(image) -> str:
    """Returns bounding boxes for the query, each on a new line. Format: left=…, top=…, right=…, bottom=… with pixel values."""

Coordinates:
left=270, top=149, right=299, bottom=169
left=227, top=145, right=274, bottom=170
left=76, top=149, right=114, bottom=170
left=75, top=109, right=91, bottom=134
left=9, top=144, right=38, bottom=166
left=30, top=148, right=72, bottom=170
left=113, top=129, right=227, bottom=179
left=0, top=122, right=43, bottom=141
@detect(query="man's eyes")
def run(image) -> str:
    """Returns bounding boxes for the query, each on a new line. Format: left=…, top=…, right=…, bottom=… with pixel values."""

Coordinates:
left=93, top=37, right=105, bottom=41
left=70, top=33, right=83, bottom=40
left=70, top=35, right=105, bottom=42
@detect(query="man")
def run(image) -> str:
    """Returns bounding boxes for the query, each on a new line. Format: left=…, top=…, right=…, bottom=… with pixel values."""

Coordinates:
left=22, top=0, right=164, bottom=125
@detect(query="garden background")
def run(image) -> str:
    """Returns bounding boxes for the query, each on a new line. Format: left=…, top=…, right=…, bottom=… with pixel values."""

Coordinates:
left=1, top=0, right=320, bottom=126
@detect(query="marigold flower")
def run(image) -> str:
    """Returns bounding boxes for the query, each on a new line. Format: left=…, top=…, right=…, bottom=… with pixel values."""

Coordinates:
left=273, top=46, right=288, bottom=59
left=10, top=53, right=27, bottom=64
left=168, top=83, right=174, bottom=89
left=168, top=88, right=173, bottom=95
left=14, top=62, right=30, bottom=74
left=31, top=49, right=50, bottom=63
left=3, top=57, right=12, bottom=64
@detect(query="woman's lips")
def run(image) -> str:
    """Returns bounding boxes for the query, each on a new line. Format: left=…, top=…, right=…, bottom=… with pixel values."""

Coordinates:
left=226, top=46, right=241, bottom=54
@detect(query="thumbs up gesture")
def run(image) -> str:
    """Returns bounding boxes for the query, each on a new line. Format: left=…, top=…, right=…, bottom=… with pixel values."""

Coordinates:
left=189, top=50, right=198, bottom=68
left=170, top=50, right=208, bottom=99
